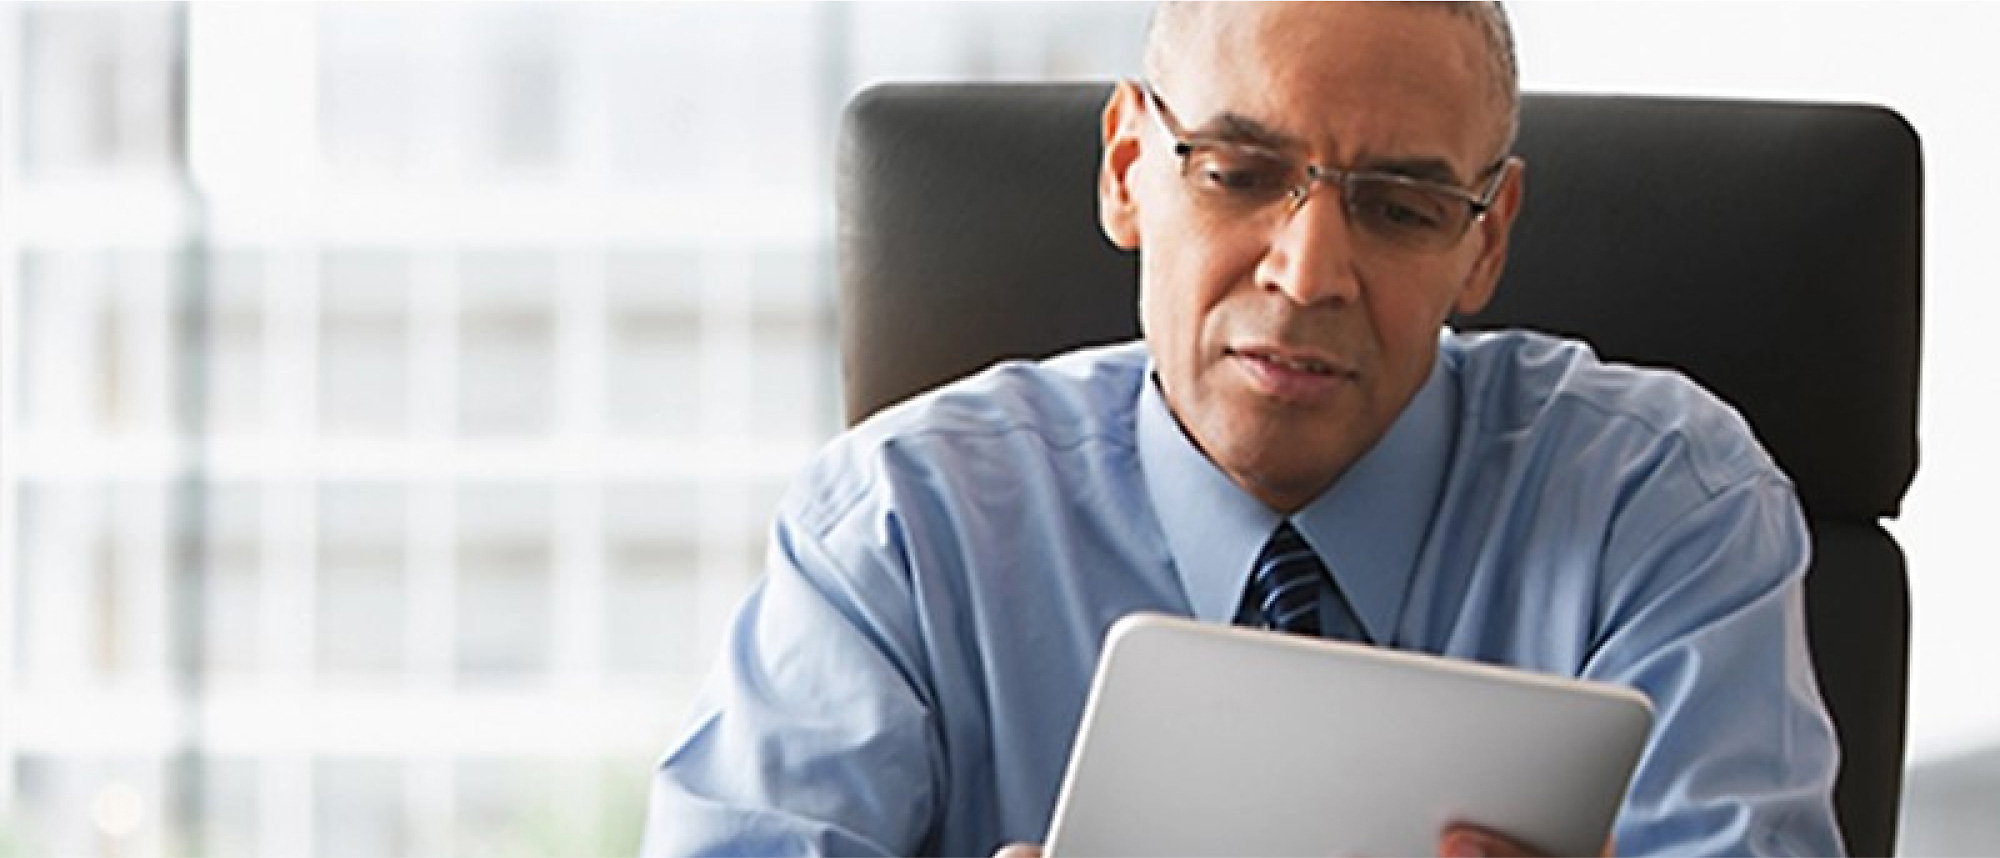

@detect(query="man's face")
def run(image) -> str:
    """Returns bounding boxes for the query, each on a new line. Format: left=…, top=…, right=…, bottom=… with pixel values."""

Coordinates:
left=1099, top=3, right=1522, bottom=512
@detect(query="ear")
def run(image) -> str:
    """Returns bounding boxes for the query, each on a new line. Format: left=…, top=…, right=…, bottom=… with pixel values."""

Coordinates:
left=1098, top=81, right=1149, bottom=250
left=1454, top=157, right=1526, bottom=316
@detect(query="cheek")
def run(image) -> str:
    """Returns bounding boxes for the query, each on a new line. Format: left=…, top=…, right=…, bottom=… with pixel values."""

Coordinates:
left=1137, top=265, right=1200, bottom=396
left=1363, top=273, right=1464, bottom=372
left=1133, top=207, right=1272, bottom=374
left=1138, top=242, right=1233, bottom=350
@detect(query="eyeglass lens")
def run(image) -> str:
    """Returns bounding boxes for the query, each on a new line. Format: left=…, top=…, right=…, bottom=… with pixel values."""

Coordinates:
left=1180, top=143, right=1475, bottom=253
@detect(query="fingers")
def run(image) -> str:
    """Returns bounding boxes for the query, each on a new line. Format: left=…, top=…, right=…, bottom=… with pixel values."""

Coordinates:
left=1438, top=822, right=1544, bottom=858
left=992, top=842, right=1045, bottom=858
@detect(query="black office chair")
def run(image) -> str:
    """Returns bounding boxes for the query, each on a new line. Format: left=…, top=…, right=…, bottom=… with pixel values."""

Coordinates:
left=836, top=82, right=1920, bottom=857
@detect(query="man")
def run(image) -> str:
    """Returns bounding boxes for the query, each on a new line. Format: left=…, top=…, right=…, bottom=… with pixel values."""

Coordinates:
left=643, top=3, right=1844, bottom=856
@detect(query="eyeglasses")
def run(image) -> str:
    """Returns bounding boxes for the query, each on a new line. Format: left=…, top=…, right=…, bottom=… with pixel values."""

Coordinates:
left=1143, top=83, right=1513, bottom=255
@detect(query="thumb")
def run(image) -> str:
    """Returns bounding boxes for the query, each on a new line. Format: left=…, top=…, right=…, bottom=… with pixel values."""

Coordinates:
left=1439, top=823, right=1539, bottom=858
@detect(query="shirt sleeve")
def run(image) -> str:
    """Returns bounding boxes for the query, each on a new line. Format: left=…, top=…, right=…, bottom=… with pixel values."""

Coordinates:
left=1586, top=472, right=1845, bottom=857
left=640, top=495, right=942, bottom=857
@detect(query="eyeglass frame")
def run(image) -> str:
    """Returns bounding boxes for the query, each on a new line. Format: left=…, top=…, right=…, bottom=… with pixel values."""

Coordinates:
left=1139, top=81, right=1517, bottom=252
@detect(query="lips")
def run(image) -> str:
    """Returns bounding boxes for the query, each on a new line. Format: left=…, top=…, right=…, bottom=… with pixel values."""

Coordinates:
left=1233, top=348, right=1337, bottom=375
left=1226, top=345, right=1355, bottom=401
left=1227, top=345, right=1349, bottom=376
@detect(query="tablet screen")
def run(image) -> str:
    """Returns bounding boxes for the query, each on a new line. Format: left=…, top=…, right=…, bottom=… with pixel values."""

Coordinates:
left=1043, top=612, right=1653, bottom=857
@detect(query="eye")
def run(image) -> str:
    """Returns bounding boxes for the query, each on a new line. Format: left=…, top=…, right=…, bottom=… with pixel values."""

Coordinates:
left=1184, top=146, right=1294, bottom=202
left=1378, top=201, right=1443, bottom=229
left=1350, top=182, right=1452, bottom=232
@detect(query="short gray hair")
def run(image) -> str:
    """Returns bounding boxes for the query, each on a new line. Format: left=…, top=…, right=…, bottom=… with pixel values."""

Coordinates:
left=1144, top=2, right=1520, bottom=156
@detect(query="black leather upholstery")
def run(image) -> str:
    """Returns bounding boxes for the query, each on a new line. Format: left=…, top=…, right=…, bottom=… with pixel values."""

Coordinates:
left=836, top=82, right=1920, bottom=856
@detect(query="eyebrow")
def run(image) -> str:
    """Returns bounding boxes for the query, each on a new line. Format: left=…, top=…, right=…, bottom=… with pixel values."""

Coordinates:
left=1188, top=110, right=1298, bottom=153
left=1360, top=157, right=1466, bottom=186
left=1189, top=111, right=1472, bottom=188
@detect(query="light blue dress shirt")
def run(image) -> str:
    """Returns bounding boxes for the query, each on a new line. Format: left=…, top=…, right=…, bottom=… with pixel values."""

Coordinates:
left=643, top=330, right=1843, bottom=857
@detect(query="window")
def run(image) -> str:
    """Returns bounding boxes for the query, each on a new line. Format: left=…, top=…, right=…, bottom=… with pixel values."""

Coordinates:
left=0, top=4, right=1150, bottom=855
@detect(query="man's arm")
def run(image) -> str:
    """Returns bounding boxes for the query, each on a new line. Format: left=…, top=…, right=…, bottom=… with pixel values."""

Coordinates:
left=640, top=506, right=940, bottom=857
left=1585, top=472, right=1843, bottom=856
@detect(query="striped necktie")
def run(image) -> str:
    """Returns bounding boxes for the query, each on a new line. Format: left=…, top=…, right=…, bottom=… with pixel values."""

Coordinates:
left=1238, top=521, right=1366, bottom=641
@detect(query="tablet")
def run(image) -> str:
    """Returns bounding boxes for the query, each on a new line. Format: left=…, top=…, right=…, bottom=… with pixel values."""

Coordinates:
left=1043, top=613, right=1653, bottom=857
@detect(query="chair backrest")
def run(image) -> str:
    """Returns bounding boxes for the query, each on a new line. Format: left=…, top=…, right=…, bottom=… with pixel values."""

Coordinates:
left=836, top=82, right=1920, bottom=857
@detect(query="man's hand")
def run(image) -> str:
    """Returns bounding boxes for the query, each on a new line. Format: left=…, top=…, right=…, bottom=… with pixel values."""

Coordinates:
left=989, top=825, right=1598, bottom=857
left=1440, top=822, right=1611, bottom=857
left=1440, top=823, right=1538, bottom=857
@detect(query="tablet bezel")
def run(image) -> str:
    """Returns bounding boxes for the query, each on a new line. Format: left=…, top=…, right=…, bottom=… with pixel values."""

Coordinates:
left=1043, top=612, right=1654, bottom=857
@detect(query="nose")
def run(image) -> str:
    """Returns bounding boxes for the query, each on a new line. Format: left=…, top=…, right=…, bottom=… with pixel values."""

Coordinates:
left=1253, top=179, right=1363, bottom=306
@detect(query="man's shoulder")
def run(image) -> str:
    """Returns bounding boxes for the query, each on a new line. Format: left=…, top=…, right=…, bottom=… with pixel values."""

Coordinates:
left=852, top=339, right=1149, bottom=447
left=1444, top=329, right=1779, bottom=494
left=791, top=340, right=1150, bottom=526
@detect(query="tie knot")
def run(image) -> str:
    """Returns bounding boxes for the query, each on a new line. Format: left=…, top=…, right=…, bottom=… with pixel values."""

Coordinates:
left=1244, top=522, right=1328, bottom=636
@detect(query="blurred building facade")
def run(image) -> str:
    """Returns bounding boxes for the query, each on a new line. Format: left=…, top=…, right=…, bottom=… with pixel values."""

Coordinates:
left=0, top=4, right=1150, bottom=856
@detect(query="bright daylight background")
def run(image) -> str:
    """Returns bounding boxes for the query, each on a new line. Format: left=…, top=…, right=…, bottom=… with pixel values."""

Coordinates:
left=0, top=3, right=1993, bottom=856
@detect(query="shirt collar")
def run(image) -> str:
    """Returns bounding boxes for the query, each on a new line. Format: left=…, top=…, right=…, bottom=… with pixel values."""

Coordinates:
left=1138, top=354, right=1459, bottom=644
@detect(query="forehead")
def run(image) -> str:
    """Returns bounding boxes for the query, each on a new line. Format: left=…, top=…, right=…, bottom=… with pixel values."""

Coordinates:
left=1155, top=3, right=1500, bottom=172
